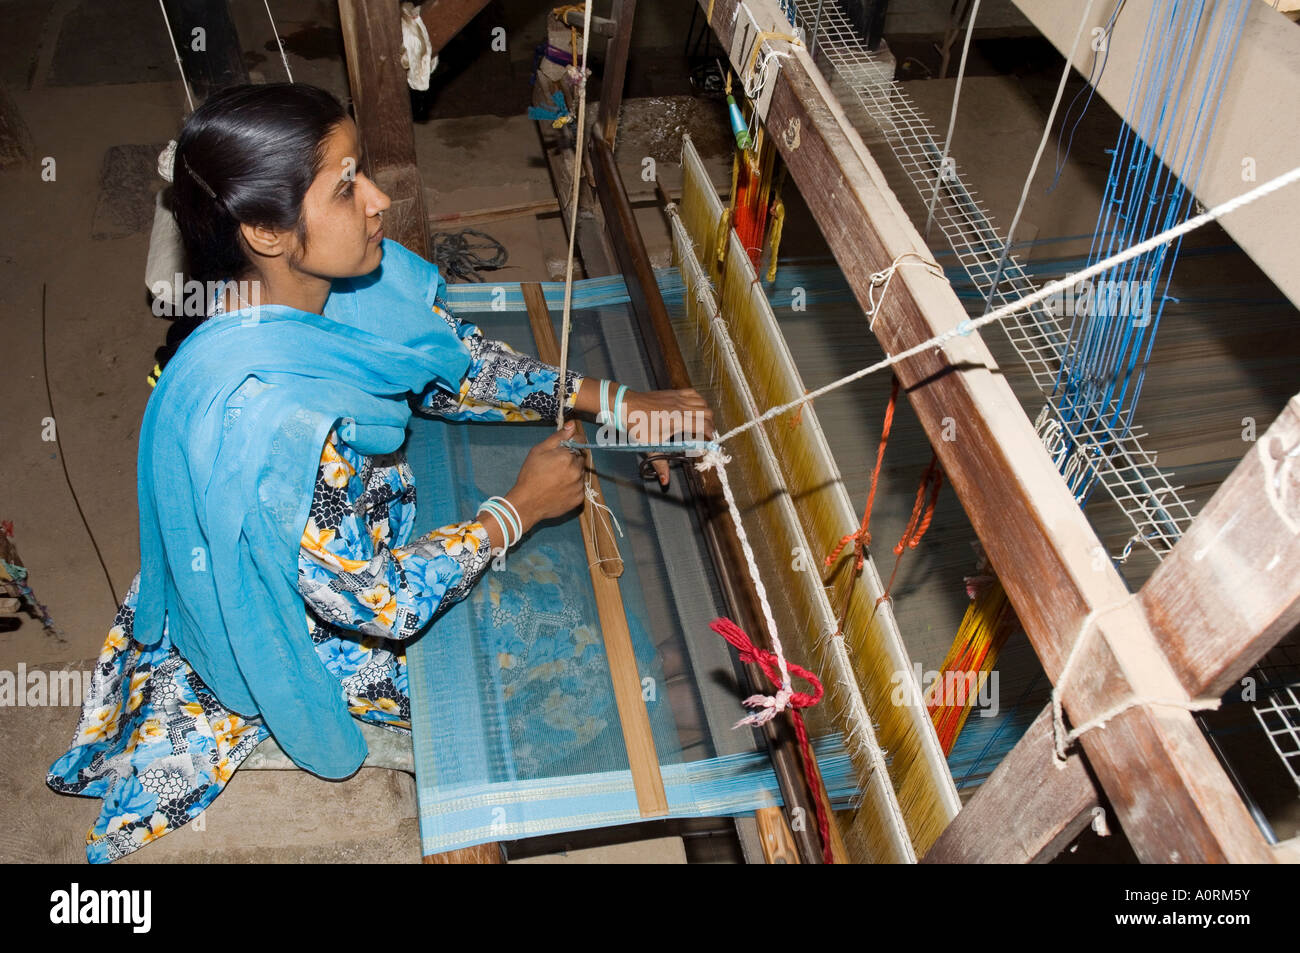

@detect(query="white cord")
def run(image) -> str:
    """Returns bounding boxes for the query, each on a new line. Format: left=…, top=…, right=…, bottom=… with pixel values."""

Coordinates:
left=555, top=2, right=594, bottom=430
left=716, top=162, right=1300, bottom=444
left=924, top=0, right=982, bottom=237
left=983, top=0, right=1098, bottom=309
left=698, top=447, right=793, bottom=724
left=156, top=0, right=196, bottom=113
left=263, top=0, right=295, bottom=83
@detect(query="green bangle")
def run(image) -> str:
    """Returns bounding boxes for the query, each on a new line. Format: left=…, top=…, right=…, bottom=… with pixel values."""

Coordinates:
left=612, top=384, right=629, bottom=433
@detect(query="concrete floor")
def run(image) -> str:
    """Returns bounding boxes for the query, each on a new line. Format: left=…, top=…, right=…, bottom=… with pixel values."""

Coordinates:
left=2, top=0, right=1294, bottom=863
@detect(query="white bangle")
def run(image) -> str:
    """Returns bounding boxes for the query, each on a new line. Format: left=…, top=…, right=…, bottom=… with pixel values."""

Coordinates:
left=477, top=496, right=523, bottom=548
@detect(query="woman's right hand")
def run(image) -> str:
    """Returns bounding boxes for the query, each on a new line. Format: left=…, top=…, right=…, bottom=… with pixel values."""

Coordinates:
left=506, top=421, right=587, bottom=533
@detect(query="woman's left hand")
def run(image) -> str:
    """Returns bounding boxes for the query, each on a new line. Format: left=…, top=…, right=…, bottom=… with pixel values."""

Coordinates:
left=622, top=388, right=715, bottom=487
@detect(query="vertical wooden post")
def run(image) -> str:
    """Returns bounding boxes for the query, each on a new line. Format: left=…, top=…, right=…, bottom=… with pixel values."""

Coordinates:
left=338, top=0, right=429, bottom=256
left=599, top=0, right=637, bottom=147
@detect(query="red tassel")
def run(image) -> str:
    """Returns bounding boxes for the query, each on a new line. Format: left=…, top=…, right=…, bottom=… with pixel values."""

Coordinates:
left=709, top=617, right=834, bottom=863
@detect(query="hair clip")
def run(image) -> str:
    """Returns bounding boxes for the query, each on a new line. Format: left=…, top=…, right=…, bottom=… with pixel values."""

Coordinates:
left=181, top=155, right=218, bottom=200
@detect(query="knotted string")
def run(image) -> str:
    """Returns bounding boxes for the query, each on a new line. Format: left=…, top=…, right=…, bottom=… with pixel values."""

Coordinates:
left=709, top=616, right=832, bottom=864
left=1051, top=598, right=1220, bottom=766
left=825, top=376, right=900, bottom=576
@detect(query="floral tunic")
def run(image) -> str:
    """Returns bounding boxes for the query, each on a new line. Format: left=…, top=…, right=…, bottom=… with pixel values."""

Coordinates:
left=47, top=298, right=583, bottom=863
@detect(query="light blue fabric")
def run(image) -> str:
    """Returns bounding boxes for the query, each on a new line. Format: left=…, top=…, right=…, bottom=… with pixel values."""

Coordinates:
left=134, top=240, right=470, bottom=779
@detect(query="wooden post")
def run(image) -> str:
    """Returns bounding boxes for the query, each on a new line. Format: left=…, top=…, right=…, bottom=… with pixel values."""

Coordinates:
left=598, top=0, right=637, bottom=147
left=338, top=0, right=428, bottom=256
left=699, top=0, right=1272, bottom=863
left=523, top=282, right=669, bottom=818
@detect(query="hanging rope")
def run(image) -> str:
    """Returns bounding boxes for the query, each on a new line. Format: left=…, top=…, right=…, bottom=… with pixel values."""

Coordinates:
left=698, top=447, right=795, bottom=722
left=924, top=0, right=981, bottom=238
left=263, top=0, right=295, bottom=83
left=156, top=0, right=196, bottom=112
left=157, top=0, right=295, bottom=113
left=824, top=375, right=899, bottom=633
left=554, top=1, right=594, bottom=430
left=876, top=453, right=943, bottom=609
left=982, top=0, right=1098, bottom=315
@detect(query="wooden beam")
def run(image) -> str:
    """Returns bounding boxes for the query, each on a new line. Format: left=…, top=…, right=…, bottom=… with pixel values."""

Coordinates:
left=755, top=806, right=800, bottom=863
left=422, top=842, right=504, bottom=864
left=923, top=705, right=1102, bottom=863
left=700, top=0, right=1272, bottom=863
left=429, top=197, right=562, bottom=229
left=338, top=0, right=428, bottom=256
left=930, top=398, right=1300, bottom=861
left=598, top=0, right=637, bottom=147
left=589, top=129, right=847, bottom=864
left=1140, top=393, right=1300, bottom=699
left=523, top=282, right=668, bottom=818
left=419, top=0, right=494, bottom=55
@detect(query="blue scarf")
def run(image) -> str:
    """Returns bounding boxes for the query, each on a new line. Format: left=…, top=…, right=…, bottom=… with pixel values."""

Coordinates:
left=134, top=240, right=470, bottom=778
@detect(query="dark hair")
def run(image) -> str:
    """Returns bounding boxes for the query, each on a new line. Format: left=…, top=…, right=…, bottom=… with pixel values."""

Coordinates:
left=157, top=83, right=348, bottom=367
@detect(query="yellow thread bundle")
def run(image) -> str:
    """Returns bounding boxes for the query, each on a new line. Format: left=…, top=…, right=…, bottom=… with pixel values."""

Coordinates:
left=671, top=135, right=961, bottom=860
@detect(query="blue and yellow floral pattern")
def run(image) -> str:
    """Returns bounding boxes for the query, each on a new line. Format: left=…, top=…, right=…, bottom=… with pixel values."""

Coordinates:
left=47, top=300, right=585, bottom=863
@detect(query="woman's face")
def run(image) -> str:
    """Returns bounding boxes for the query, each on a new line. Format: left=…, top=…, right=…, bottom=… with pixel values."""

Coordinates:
left=291, top=118, right=391, bottom=278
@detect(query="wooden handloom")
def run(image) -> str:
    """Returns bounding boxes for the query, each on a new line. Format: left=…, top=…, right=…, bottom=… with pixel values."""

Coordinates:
left=336, top=0, right=1299, bottom=863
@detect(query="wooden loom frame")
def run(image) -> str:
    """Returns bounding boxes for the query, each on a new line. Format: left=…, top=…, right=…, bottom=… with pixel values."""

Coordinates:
left=697, top=0, right=1298, bottom=863
left=335, top=0, right=1299, bottom=862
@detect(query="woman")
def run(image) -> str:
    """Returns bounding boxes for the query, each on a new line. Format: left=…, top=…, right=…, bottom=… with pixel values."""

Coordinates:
left=47, top=83, right=712, bottom=863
